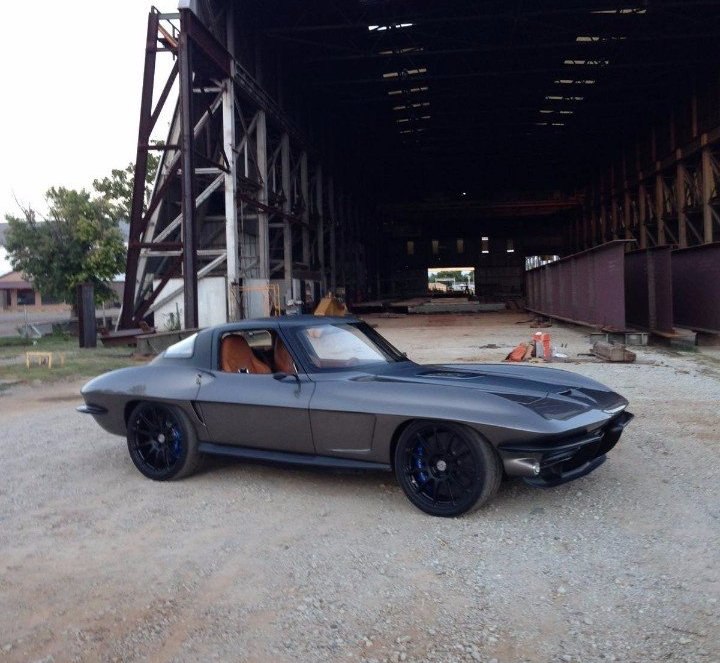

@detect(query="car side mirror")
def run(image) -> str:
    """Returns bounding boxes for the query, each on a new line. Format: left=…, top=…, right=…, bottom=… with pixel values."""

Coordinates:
left=273, top=372, right=300, bottom=385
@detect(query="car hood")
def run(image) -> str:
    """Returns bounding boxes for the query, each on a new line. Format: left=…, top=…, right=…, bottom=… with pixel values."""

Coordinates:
left=356, top=361, right=627, bottom=419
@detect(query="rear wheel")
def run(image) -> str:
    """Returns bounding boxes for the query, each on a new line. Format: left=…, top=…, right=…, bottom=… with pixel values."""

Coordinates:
left=126, top=402, right=201, bottom=480
left=394, top=421, right=501, bottom=517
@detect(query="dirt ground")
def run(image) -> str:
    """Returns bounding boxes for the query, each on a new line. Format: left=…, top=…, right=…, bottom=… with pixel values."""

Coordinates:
left=1, top=312, right=718, bottom=663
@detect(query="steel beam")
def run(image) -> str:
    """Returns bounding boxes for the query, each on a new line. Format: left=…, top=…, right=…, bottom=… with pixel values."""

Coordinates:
left=526, top=241, right=634, bottom=329
left=316, top=165, right=325, bottom=291
left=701, top=144, right=714, bottom=243
left=625, top=247, right=674, bottom=334
left=223, top=74, right=240, bottom=320
left=301, top=152, right=310, bottom=265
left=676, top=158, right=688, bottom=248
left=672, top=243, right=720, bottom=333
left=654, top=173, right=666, bottom=245
left=256, top=111, right=269, bottom=280
left=638, top=182, right=648, bottom=249
left=328, top=176, right=337, bottom=293
left=281, top=133, right=292, bottom=303
left=121, top=10, right=160, bottom=329
left=179, top=9, right=199, bottom=329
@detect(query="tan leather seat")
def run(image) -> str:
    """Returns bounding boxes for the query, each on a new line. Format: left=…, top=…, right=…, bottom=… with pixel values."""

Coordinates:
left=221, top=335, right=272, bottom=374
left=273, top=336, right=297, bottom=374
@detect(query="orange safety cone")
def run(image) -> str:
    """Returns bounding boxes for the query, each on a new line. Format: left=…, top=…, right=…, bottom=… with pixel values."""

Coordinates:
left=542, top=332, right=552, bottom=361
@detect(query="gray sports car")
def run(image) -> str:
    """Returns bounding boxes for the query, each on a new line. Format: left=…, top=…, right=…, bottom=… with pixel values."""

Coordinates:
left=78, top=315, right=633, bottom=517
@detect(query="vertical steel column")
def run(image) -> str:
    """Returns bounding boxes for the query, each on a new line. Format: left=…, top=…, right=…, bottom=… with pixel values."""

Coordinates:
left=328, top=176, right=337, bottom=293
left=121, top=11, right=159, bottom=328
left=655, top=173, right=666, bottom=245
left=623, top=156, right=632, bottom=242
left=223, top=74, right=240, bottom=320
left=638, top=182, right=648, bottom=249
left=300, top=153, right=310, bottom=266
left=353, top=204, right=362, bottom=297
left=676, top=157, right=688, bottom=247
left=610, top=166, right=618, bottom=240
left=224, top=6, right=239, bottom=320
left=339, top=191, right=347, bottom=290
left=281, top=133, right=292, bottom=302
left=590, top=182, right=597, bottom=246
left=256, top=111, right=269, bottom=281
left=316, top=165, right=325, bottom=291
left=701, top=143, right=714, bottom=243
left=623, top=190, right=632, bottom=241
left=179, top=10, right=198, bottom=329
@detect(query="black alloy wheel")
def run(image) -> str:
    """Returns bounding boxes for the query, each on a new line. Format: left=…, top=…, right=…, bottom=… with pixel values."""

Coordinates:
left=394, top=421, right=501, bottom=517
left=126, top=402, right=200, bottom=480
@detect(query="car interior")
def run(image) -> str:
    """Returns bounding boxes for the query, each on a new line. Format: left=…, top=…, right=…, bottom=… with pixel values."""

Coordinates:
left=220, top=332, right=297, bottom=375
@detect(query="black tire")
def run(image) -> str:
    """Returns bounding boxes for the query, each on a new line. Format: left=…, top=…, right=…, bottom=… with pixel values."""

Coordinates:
left=126, top=402, right=201, bottom=481
left=393, top=421, right=502, bottom=517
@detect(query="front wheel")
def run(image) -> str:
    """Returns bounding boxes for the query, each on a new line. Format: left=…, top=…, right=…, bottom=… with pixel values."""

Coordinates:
left=394, top=421, right=501, bottom=517
left=126, top=402, right=201, bottom=480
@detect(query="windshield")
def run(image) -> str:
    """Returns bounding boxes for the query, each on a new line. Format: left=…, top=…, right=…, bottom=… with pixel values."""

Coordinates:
left=294, top=322, right=406, bottom=370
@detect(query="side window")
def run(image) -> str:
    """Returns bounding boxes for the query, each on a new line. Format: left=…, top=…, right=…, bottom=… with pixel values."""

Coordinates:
left=219, top=329, right=298, bottom=375
left=219, top=330, right=273, bottom=374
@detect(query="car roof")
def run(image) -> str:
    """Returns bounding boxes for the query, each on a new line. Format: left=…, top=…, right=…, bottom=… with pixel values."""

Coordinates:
left=208, top=314, right=359, bottom=335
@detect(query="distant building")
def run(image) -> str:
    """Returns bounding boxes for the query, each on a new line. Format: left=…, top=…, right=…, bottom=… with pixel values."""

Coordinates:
left=0, top=223, right=44, bottom=308
left=0, top=270, right=43, bottom=309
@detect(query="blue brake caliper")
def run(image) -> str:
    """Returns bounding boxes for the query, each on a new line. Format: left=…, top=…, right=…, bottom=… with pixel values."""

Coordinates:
left=170, top=426, right=182, bottom=461
left=414, top=442, right=428, bottom=485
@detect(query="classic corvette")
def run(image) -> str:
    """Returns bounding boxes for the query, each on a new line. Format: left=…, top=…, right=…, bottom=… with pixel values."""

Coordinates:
left=78, top=315, right=633, bottom=517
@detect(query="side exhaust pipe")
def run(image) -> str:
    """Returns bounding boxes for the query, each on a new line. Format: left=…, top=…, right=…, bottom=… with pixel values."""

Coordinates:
left=503, top=457, right=541, bottom=477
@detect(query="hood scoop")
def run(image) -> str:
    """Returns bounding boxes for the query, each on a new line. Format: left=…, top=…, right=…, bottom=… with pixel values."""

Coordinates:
left=418, top=369, right=485, bottom=379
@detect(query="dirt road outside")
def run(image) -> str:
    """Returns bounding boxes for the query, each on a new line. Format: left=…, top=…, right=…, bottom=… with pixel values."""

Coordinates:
left=1, top=313, right=718, bottom=662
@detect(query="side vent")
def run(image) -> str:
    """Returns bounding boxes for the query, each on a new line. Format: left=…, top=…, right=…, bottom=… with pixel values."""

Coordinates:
left=191, top=401, right=206, bottom=426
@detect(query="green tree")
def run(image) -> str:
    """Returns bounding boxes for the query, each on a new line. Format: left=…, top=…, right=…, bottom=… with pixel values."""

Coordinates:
left=92, top=153, right=159, bottom=220
left=5, top=188, right=126, bottom=304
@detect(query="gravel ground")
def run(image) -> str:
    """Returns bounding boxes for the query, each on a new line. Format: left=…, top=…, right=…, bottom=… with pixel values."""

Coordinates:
left=1, top=312, right=718, bottom=662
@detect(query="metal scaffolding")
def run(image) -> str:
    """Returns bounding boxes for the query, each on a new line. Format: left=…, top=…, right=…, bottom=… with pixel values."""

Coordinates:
left=120, top=1, right=720, bottom=327
left=570, top=87, right=720, bottom=254
left=120, top=6, right=363, bottom=329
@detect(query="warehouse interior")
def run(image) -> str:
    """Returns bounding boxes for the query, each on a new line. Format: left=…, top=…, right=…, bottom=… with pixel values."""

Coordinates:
left=120, top=0, right=720, bottom=334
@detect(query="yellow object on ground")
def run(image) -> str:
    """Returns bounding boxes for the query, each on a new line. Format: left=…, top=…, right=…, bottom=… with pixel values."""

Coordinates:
left=26, top=352, right=65, bottom=369
left=314, top=293, right=348, bottom=316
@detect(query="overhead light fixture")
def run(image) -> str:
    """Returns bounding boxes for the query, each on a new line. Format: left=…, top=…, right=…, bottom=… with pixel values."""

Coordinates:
left=387, top=86, right=429, bottom=96
left=382, top=68, right=426, bottom=79
left=576, top=35, right=626, bottom=42
left=591, top=8, right=646, bottom=14
left=555, top=79, right=596, bottom=85
left=378, top=46, right=424, bottom=55
left=545, top=95, right=584, bottom=101
left=394, top=102, right=430, bottom=110
left=368, top=22, right=414, bottom=32
left=564, top=59, right=609, bottom=66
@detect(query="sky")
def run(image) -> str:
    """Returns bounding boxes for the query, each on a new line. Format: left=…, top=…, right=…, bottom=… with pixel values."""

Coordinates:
left=0, top=0, right=179, bottom=272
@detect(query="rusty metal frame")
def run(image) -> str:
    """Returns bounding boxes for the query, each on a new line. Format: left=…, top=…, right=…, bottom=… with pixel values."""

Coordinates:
left=671, top=242, right=720, bottom=334
left=120, top=8, right=350, bottom=328
left=624, top=246, right=674, bottom=334
left=526, top=240, right=634, bottom=329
